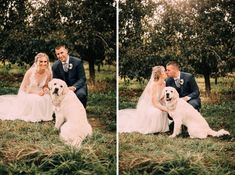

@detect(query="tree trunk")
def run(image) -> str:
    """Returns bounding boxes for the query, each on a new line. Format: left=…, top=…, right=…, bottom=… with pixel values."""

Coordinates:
left=88, top=59, right=95, bottom=85
left=204, top=73, right=211, bottom=96
left=215, top=76, right=218, bottom=85
left=214, top=73, right=218, bottom=85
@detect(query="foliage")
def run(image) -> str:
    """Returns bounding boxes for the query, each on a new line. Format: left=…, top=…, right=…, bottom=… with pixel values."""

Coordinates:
left=119, top=0, right=235, bottom=95
left=0, top=0, right=116, bottom=82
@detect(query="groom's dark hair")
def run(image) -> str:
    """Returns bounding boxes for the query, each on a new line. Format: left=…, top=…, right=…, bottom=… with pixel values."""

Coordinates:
left=55, top=43, right=68, bottom=50
left=166, top=61, right=180, bottom=70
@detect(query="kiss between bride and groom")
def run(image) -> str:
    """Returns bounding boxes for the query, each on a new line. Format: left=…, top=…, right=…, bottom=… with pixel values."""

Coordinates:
left=118, top=61, right=201, bottom=135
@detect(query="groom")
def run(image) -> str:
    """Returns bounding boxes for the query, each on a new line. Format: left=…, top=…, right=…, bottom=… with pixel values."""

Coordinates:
left=165, top=61, right=201, bottom=135
left=52, top=44, right=88, bottom=108
left=165, top=61, right=201, bottom=111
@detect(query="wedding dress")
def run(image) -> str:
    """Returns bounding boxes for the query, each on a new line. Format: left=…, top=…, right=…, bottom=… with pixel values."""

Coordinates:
left=0, top=67, right=53, bottom=122
left=118, top=74, right=169, bottom=134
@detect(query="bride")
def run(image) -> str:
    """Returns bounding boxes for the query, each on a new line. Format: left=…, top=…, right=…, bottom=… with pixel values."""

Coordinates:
left=119, top=66, right=169, bottom=134
left=0, top=53, right=53, bottom=122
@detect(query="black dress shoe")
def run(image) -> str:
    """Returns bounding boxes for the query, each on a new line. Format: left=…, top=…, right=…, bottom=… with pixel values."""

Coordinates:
left=52, top=113, right=56, bottom=121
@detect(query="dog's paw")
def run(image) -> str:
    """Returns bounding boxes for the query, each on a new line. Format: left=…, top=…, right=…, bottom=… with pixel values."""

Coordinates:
left=53, top=127, right=60, bottom=134
left=55, top=124, right=60, bottom=130
left=169, top=134, right=176, bottom=138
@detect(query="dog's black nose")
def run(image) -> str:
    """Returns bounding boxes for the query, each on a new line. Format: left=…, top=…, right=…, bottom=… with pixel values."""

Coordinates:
left=166, top=93, right=169, bottom=98
left=53, top=88, right=59, bottom=94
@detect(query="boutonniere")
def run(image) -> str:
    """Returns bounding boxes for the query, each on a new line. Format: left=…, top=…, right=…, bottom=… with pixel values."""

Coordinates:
left=180, top=79, right=184, bottom=85
left=68, top=63, right=73, bottom=70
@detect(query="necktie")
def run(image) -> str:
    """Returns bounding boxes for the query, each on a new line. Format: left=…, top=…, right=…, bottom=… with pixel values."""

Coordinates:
left=175, top=78, right=181, bottom=88
left=62, top=62, right=69, bottom=72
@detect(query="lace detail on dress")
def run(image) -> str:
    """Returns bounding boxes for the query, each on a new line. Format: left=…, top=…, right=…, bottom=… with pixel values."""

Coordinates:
left=28, top=69, right=48, bottom=92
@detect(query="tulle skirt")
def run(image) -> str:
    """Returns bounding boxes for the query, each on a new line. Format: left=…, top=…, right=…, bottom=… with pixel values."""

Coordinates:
left=0, top=92, right=53, bottom=122
left=118, top=106, right=169, bottom=134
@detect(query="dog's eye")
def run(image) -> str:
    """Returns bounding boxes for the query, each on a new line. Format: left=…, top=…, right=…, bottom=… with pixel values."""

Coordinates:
left=60, top=85, right=63, bottom=88
left=171, top=91, right=173, bottom=93
left=54, top=83, right=56, bottom=85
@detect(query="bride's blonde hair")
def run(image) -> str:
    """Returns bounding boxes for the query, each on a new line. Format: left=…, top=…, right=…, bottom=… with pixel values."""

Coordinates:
left=31, top=52, right=52, bottom=75
left=33, top=53, right=50, bottom=70
left=34, top=53, right=49, bottom=63
left=152, top=66, right=165, bottom=81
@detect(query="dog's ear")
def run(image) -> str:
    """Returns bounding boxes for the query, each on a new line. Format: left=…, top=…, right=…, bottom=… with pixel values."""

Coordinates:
left=62, top=82, right=69, bottom=95
left=160, top=88, right=166, bottom=100
left=173, top=88, right=179, bottom=99
left=62, top=87, right=69, bottom=95
left=48, top=80, right=52, bottom=89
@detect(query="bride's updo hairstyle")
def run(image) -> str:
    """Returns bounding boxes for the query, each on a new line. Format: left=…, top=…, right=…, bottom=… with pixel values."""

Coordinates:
left=152, top=66, right=165, bottom=81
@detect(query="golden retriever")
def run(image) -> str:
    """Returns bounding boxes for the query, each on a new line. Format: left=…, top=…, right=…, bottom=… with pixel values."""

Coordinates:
left=48, top=78, right=92, bottom=147
left=163, top=87, right=230, bottom=139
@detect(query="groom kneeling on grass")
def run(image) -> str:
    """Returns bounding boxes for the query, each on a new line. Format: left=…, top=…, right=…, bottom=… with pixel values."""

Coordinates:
left=52, top=44, right=88, bottom=108
left=165, top=61, right=201, bottom=135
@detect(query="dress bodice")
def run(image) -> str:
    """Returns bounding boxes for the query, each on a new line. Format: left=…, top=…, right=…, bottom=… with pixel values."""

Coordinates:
left=28, top=71, right=48, bottom=92
left=153, top=82, right=165, bottom=101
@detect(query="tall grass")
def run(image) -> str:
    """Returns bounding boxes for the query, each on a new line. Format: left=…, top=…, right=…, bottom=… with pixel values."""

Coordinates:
left=0, top=63, right=116, bottom=175
left=119, top=75, right=235, bottom=174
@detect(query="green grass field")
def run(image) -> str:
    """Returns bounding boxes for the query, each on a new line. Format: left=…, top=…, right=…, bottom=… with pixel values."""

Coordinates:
left=0, top=63, right=116, bottom=174
left=119, top=75, right=235, bottom=175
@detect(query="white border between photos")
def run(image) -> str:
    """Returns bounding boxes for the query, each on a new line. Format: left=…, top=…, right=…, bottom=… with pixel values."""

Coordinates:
left=116, top=1, right=119, bottom=175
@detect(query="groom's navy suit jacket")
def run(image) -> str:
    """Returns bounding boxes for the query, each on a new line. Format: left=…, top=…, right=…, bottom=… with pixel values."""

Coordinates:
left=166, top=72, right=201, bottom=110
left=52, top=56, right=88, bottom=106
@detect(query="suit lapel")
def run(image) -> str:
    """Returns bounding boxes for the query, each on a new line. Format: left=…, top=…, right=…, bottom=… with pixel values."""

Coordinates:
left=58, top=61, right=66, bottom=80
left=68, top=57, right=74, bottom=78
left=170, top=78, right=179, bottom=90
left=179, top=72, right=184, bottom=96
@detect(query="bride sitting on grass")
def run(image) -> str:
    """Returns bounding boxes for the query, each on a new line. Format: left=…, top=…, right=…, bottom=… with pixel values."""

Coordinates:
left=119, top=66, right=169, bottom=134
left=0, top=53, right=53, bottom=122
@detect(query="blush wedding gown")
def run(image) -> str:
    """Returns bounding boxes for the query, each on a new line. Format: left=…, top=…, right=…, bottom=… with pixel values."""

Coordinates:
left=118, top=73, right=169, bottom=134
left=0, top=67, right=53, bottom=122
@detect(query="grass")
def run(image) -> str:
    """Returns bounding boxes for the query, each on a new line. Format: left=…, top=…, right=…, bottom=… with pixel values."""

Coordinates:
left=0, top=63, right=116, bottom=175
left=119, top=75, right=235, bottom=175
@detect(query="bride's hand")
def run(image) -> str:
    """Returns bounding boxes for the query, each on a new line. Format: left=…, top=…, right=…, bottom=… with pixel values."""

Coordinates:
left=161, top=106, right=168, bottom=113
left=38, top=90, right=45, bottom=96
left=43, top=87, right=49, bottom=94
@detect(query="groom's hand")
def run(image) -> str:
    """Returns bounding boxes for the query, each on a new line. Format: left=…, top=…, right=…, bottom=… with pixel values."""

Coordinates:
left=182, top=96, right=190, bottom=101
left=68, top=86, right=76, bottom=92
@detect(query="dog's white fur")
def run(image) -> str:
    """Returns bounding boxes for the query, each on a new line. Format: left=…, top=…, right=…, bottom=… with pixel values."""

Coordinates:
left=163, top=87, right=230, bottom=139
left=48, top=78, right=92, bottom=147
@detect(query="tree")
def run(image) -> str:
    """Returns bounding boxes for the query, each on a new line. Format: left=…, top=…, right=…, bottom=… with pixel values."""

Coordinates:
left=119, top=0, right=235, bottom=96
left=119, top=0, right=158, bottom=81
left=184, top=0, right=235, bottom=95
left=0, top=0, right=116, bottom=84
left=0, top=0, right=32, bottom=65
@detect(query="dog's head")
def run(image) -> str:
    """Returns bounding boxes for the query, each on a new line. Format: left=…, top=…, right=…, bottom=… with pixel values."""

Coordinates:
left=162, top=86, right=179, bottom=102
left=48, top=78, right=69, bottom=97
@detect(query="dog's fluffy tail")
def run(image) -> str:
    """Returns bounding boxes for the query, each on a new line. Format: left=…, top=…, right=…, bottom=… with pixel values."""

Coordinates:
left=208, top=129, right=230, bottom=137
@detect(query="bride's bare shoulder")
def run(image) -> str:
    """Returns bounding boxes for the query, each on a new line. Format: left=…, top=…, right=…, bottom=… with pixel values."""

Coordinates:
left=24, top=68, right=33, bottom=77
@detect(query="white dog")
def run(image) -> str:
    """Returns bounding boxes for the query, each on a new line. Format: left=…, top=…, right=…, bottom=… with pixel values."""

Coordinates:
left=163, top=87, right=230, bottom=139
left=48, top=78, right=92, bottom=147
